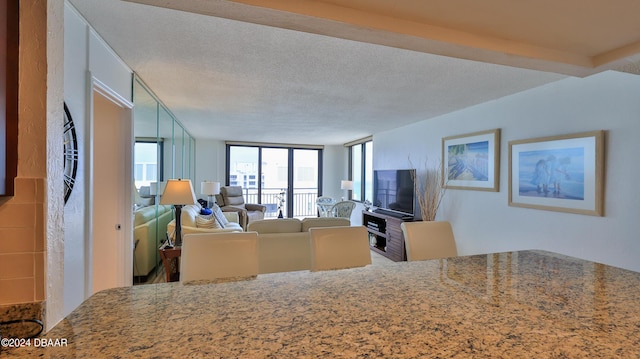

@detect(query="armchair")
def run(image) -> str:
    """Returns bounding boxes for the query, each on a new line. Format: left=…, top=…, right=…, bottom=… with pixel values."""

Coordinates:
left=216, top=186, right=267, bottom=229
left=316, top=196, right=336, bottom=217
left=332, top=200, right=356, bottom=219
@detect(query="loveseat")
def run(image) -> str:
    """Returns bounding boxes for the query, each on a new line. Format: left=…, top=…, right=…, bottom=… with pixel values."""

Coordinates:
left=133, top=204, right=174, bottom=277
left=247, top=217, right=351, bottom=274
left=167, top=204, right=243, bottom=238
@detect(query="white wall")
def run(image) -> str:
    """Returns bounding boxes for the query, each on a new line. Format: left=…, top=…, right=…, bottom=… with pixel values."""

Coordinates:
left=322, top=145, right=348, bottom=199
left=63, top=2, right=133, bottom=316
left=374, top=71, right=640, bottom=272
left=193, top=139, right=226, bottom=201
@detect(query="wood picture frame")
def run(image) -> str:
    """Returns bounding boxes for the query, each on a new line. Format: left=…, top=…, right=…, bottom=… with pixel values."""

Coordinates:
left=1, top=0, right=19, bottom=197
left=508, top=130, right=605, bottom=216
left=442, top=128, right=500, bottom=191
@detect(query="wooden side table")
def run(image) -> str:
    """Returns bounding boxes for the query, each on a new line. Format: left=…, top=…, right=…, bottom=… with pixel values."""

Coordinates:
left=158, top=243, right=182, bottom=282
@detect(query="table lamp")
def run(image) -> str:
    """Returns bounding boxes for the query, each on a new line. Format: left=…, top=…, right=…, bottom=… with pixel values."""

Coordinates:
left=160, top=179, right=197, bottom=246
left=149, top=181, right=165, bottom=201
left=341, top=180, right=353, bottom=201
left=200, top=180, right=221, bottom=208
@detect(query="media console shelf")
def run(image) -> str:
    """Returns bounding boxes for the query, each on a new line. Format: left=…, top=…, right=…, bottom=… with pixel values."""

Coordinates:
left=363, top=210, right=416, bottom=262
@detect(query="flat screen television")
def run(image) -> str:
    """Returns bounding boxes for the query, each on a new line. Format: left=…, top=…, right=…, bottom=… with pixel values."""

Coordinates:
left=372, top=169, right=416, bottom=217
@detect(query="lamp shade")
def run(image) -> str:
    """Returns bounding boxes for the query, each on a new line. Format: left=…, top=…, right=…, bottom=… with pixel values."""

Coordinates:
left=341, top=180, right=354, bottom=190
left=201, top=181, right=221, bottom=196
left=159, top=179, right=197, bottom=205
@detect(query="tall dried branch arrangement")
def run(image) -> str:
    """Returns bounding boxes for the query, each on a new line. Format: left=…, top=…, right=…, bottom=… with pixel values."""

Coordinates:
left=410, top=159, right=447, bottom=221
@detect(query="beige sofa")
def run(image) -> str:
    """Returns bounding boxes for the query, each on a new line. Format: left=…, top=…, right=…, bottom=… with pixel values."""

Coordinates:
left=247, top=217, right=351, bottom=274
left=133, top=204, right=174, bottom=276
left=167, top=204, right=243, bottom=238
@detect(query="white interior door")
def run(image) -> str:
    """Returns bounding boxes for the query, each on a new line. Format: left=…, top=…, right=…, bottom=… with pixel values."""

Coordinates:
left=90, top=81, right=133, bottom=294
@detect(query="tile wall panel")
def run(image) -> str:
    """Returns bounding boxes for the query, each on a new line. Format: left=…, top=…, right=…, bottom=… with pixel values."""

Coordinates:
left=0, top=178, right=45, bottom=306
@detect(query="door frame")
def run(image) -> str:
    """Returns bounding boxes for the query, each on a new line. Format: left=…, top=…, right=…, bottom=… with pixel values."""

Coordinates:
left=225, top=143, right=323, bottom=218
left=86, top=75, right=134, bottom=294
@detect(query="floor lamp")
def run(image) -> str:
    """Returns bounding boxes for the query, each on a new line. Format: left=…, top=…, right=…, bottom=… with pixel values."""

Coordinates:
left=160, top=179, right=197, bottom=247
left=201, top=181, right=221, bottom=208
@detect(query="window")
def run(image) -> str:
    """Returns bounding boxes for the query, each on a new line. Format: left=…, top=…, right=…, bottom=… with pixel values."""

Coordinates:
left=277, top=166, right=288, bottom=181
left=227, top=144, right=322, bottom=218
left=297, top=167, right=314, bottom=182
left=134, top=164, right=144, bottom=181
left=134, top=141, right=162, bottom=188
left=146, top=164, right=157, bottom=181
left=348, top=138, right=373, bottom=202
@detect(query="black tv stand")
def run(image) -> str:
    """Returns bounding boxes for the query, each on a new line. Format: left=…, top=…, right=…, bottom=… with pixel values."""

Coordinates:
left=364, top=210, right=416, bottom=261
left=373, top=208, right=414, bottom=220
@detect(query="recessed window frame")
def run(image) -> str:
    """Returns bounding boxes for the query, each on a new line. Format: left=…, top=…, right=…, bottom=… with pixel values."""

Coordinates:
left=225, top=142, right=323, bottom=218
left=346, top=136, right=373, bottom=202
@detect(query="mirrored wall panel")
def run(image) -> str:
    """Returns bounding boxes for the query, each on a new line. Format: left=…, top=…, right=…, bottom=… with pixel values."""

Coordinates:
left=132, top=74, right=195, bottom=284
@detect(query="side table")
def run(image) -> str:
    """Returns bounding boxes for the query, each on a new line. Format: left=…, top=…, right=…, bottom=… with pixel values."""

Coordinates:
left=158, top=242, right=181, bottom=282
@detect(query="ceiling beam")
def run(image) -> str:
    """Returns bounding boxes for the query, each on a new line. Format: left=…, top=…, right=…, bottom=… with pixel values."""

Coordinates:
left=124, top=0, right=640, bottom=77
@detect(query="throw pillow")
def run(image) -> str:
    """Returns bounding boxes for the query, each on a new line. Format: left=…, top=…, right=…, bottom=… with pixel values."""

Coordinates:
left=195, top=214, right=221, bottom=229
left=211, top=204, right=230, bottom=228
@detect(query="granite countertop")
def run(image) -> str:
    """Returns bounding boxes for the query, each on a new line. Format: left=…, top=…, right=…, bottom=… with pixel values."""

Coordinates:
left=2, top=250, right=639, bottom=358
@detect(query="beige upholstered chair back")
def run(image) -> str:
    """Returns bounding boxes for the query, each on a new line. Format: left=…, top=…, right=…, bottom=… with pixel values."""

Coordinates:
left=247, top=218, right=302, bottom=233
left=310, top=226, right=371, bottom=271
left=180, top=232, right=259, bottom=283
left=220, top=186, right=246, bottom=207
left=400, top=221, right=457, bottom=261
left=332, top=200, right=356, bottom=218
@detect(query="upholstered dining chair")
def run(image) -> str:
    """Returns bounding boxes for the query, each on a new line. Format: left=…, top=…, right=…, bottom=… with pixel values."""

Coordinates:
left=180, top=232, right=259, bottom=283
left=309, top=226, right=371, bottom=271
left=400, top=221, right=457, bottom=261
left=332, top=200, right=356, bottom=219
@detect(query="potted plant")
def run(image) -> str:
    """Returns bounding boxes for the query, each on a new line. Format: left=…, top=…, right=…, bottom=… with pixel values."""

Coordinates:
left=411, top=159, right=447, bottom=221
left=275, top=189, right=286, bottom=218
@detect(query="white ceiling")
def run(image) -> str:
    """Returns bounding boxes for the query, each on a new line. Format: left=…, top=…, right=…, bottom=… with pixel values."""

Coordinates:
left=68, top=0, right=640, bottom=145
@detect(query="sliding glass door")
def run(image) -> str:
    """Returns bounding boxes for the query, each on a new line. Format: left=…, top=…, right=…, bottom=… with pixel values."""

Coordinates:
left=227, top=144, right=322, bottom=218
left=261, top=148, right=289, bottom=217
left=292, top=149, right=320, bottom=217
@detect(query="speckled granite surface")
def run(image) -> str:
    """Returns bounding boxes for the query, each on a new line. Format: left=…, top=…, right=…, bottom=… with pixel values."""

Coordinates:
left=0, top=302, right=44, bottom=338
left=2, top=250, right=639, bottom=358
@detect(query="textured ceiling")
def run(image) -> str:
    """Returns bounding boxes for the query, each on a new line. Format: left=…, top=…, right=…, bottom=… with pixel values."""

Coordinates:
left=68, top=0, right=639, bottom=145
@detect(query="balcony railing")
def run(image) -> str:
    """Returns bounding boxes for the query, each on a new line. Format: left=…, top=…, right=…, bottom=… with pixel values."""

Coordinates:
left=240, top=187, right=319, bottom=218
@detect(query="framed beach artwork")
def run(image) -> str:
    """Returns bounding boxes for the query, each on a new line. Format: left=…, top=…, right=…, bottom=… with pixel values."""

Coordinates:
left=442, top=129, right=500, bottom=191
left=508, top=130, right=605, bottom=216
